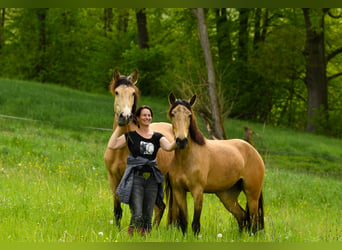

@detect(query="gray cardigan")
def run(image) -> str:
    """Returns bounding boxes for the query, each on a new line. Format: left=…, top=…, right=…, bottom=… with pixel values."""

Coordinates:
left=116, top=154, right=164, bottom=208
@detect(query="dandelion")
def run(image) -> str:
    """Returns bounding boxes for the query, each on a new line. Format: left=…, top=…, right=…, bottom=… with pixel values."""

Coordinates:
left=109, top=220, right=114, bottom=225
left=98, top=232, right=103, bottom=236
left=217, top=233, right=223, bottom=238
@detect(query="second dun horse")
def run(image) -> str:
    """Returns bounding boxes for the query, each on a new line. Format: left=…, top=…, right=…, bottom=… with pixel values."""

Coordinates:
left=167, top=93, right=265, bottom=235
left=103, top=69, right=176, bottom=227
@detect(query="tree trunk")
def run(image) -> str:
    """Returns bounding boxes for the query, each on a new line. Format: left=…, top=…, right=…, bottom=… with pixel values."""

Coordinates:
left=136, top=8, right=149, bottom=49
left=261, top=9, right=269, bottom=42
left=0, top=8, right=5, bottom=50
left=104, top=8, right=113, bottom=36
left=117, top=8, right=129, bottom=32
left=215, top=8, right=232, bottom=70
left=302, top=8, right=329, bottom=132
left=193, top=8, right=226, bottom=139
left=237, top=8, right=250, bottom=62
left=253, top=8, right=262, bottom=50
left=35, top=8, right=48, bottom=79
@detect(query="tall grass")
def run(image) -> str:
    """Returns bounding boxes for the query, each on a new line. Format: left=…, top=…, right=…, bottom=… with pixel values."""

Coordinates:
left=0, top=79, right=341, bottom=242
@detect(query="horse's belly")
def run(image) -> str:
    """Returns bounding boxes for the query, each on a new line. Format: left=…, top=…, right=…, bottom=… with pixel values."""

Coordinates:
left=204, top=174, right=240, bottom=192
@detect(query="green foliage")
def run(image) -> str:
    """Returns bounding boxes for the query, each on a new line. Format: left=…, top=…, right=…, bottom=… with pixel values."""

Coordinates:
left=121, top=44, right=168, bottom=96
left=0, top=8, right=342, bottom=136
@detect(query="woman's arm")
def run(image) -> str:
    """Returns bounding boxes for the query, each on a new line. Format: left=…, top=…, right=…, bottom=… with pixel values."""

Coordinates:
left=159, top=136, right=177, bottom=152
left=107, top=126, right=127, bottom=149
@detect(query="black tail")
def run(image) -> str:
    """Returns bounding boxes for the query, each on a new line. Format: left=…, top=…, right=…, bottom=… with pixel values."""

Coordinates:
left=258, top=191, right=264, bottom=230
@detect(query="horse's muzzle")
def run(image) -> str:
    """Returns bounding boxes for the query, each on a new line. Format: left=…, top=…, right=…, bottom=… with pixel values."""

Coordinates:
left=117, top=113, right=133, bottom=126
left=176, top=138, right=188, bottom=149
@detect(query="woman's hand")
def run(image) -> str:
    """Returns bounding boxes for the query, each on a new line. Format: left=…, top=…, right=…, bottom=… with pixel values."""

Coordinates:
left=160, top=137, right=177, bottom=152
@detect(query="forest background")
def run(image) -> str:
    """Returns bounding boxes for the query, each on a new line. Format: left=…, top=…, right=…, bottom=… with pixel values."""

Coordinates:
left=0, top=8, right=342, bottom=137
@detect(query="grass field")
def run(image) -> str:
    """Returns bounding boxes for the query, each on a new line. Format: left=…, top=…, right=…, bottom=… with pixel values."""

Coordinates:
left=0, top=79, right=341, bottom=242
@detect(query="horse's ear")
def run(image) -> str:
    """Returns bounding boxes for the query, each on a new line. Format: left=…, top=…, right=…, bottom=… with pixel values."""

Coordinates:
left=113, top=69, right=120, bottom=81
left=189, top=94, right=197, bottom=106
left=128, top=69, right=138, bottom=85
left=169, top=93, right=176, bottom=105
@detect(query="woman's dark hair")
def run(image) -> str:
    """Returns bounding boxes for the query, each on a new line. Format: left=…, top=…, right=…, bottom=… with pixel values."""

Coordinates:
left=135, top=105, right=153, bottom=119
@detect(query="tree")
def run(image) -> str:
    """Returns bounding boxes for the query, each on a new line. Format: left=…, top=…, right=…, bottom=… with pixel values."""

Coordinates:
left=117, top=8, right=129, bottom=32
left=0, top=8, right=5, bottom=50
left=104, top=8, right=113, bottom=36
left=136, top=8, right=149, bottom=49
left=215, top=8, right=233, bottom=72
left=302, top=8, right=329, bottom=132
left=35, top=8, right=48, bottom=80
left=237, top=8, right=250, bottom=62
left=192, top=8, right=226, bottom=139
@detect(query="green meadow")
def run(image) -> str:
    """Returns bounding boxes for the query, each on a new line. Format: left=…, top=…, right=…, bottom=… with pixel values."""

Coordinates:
left=0, top=79, right=341, bottom=242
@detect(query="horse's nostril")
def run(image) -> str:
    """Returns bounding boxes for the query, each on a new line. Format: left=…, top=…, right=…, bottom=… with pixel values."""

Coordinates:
left=176, top=138, right=188, bottom=149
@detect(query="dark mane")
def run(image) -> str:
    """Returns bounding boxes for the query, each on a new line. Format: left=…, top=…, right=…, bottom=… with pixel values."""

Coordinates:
left=110, top=77, right=136, bottom=93
left=168, top=100, right=206, bottom=146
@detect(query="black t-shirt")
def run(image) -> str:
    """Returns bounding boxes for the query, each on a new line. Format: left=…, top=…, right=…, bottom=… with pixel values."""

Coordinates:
left=124, top=131, right=164, bottom=161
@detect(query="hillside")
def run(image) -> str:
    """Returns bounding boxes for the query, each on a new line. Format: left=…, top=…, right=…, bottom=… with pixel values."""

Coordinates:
left=1, top=79, right=341, bottom=176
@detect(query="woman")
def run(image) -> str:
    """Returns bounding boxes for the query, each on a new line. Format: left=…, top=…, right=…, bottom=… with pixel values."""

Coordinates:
left=107, top=105, right=177, bottom=236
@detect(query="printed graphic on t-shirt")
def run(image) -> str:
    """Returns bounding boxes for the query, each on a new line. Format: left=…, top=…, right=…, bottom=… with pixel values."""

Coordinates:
left=140, top=141, right=154, bottom=155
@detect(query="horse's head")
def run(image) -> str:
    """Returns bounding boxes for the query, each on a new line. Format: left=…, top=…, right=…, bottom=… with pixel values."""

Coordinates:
left=168, top=93, right=198, bottom=149
left=110, top=69, right=139, bottom=126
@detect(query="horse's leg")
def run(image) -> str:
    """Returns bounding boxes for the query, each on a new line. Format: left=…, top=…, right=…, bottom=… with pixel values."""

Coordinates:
left=163, top=175, right=179, bottom=227
left=216, top=188, right=247, bottom=232
left=168, top=192, right=180, bottom=226
left=153, top=203, right=165, bottom=226
left=246, top=196, right=260, bottom=233
left=173, top=187, right=188, bottom=234
left=104, top=149, right=122, bottom=227
left=106, top=171, right=122, bottom=227
left=244, top=178, right=264, bottom=233
left=190, top=187, right=204, bottom=236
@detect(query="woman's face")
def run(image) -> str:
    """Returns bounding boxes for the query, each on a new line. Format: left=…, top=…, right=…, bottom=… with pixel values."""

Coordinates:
left=138, top=108, right=152, bottom=126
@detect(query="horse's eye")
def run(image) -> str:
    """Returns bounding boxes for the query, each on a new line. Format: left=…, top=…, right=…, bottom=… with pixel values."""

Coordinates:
left=132, top=92, right=136, bottom=97
left=115, top=91, right=119, bottom=96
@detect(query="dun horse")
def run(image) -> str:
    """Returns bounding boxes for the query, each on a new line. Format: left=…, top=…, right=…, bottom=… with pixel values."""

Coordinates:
left=167, top=93, right=265, bottom=235
left=103, top=69, right=175, bottom=227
